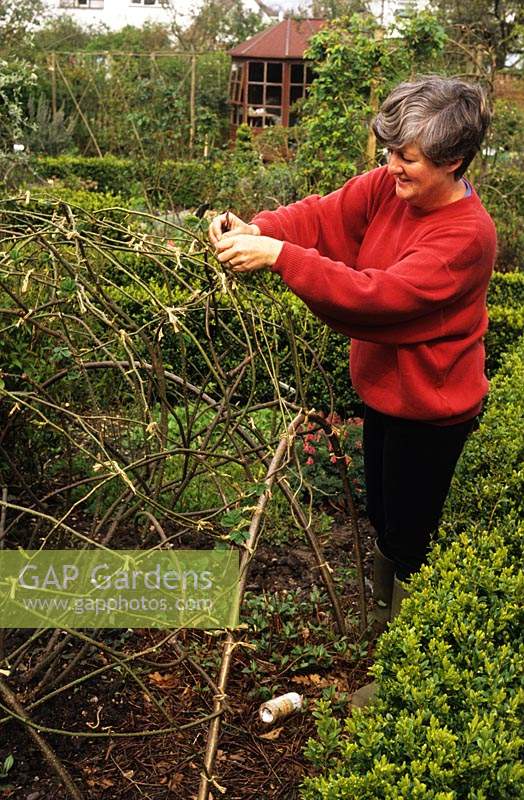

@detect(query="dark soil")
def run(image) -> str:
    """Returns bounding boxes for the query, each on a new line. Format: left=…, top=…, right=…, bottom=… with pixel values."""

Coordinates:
left=0, top=513, right=379, bottom=800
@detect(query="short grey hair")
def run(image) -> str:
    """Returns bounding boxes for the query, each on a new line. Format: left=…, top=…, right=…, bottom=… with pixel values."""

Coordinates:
left=372, top=75, right=491, bottom=178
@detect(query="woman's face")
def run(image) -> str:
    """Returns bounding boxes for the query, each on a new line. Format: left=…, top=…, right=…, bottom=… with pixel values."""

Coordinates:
left=386, top=143, right=463, bottom=210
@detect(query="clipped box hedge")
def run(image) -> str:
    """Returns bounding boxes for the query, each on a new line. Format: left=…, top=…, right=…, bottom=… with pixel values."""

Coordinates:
left=485, top=271, right=524, bottom=374
left=487, top=270, right=524, bottom=308
left=32, top=155, right=215, bottom=209
left=301, top=335, right=524, bottom=800
left=33, top=154, right=136, bottom=195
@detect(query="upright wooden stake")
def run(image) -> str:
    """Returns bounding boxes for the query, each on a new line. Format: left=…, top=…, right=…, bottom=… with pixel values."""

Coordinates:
left=365, top=78, right=379, bottom=170
left=50, top=53, right=57, bottom=118
left=55, top=59, right=103, bottom=157
left=189, top=52, right=197, bottom=157
left=365, top=28, right=384, bottom=170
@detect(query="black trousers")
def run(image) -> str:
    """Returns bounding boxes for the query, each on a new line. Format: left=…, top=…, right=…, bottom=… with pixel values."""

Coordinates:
left=363, top=404, right=475, bottom=580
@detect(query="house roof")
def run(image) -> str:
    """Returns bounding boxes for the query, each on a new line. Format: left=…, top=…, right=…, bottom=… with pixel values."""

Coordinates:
left=229, top=18, right=326, bottom=60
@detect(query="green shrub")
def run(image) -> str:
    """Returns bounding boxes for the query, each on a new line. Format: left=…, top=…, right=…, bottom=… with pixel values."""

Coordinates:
left=445, top=337, right=524, bottom=532
left=31, top=148, right=304, bottom=219
left=31, top=155, right=214, bottom=209
left=301, top=336, right=524, bottom=800
left=487, top=270, right=524, bottom=308
left=213, top=125, right=303, bottom=218
left=33, top=154, right=135, bottom=194
left=477, top=163, right=524, bottom=273
left=303, top=524, right=523, bottom=799
left=483, top=271, right=524, bottom=374
left=25, top=185, right=125, bottom=213
left=485, top=303, right=524, bottom=376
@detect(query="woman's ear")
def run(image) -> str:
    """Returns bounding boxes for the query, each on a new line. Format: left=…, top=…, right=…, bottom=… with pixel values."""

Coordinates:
left=445, top=158, right=464, bottom=177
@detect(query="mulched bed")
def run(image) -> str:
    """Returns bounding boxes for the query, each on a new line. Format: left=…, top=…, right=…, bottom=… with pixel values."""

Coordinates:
left=0, top=514, right=379, bottom=800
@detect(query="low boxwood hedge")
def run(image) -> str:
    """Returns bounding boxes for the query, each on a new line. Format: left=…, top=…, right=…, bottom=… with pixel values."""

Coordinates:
left=445, top=340, right=524, bottom=533
left=301, top=335, right=524, bottom=800
left=31, top=155, right=215, bottom=209
left=487, top=270, right=524, bottom=308
left=30, top=154, right=302, bottom=216
left=485, top=272, right=524, bottom=374
left=485, top=303, right=524, bottom=376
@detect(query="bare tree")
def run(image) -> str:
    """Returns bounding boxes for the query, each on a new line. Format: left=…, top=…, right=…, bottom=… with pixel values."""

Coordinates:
left=163, top=0, right=268, bottom=51
left=431, top=0, right=524, bottom=70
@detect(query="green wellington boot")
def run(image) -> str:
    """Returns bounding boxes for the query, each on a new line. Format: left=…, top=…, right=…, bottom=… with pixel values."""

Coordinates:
left=373, top=542, right=395, bottom=623
left=391, top=574, right=410, bottom=619
left=350, top=575, right=409, bottom=709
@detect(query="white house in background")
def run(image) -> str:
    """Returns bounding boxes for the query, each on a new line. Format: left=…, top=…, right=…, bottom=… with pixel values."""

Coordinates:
left=42, top=0, right=191, bottom=30
left=42, top=1, right=279, bottom=31
left=267, top=1, right=429, bottom=28
left=250, top=1, right=429, bottom=28
left=42, top=0, right=430, bottom=32
left=369, top=0, right=428, bottom=26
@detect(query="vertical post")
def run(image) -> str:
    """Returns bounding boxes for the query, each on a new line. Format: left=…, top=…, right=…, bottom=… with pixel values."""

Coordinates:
left=189, top=52, right=197, bottom=157
left=242, top=61, right=247, bottom=125
left=50, top=53, right=57, bottom=118
left=282, top=61, right=290, bottom=128
left=365, top=78, right=379, bottom=170
left=105, top=52, right=111, bottom=153
left=365, top=28, right=383, bottom=170
left=150, top=51, right=156, bottom=82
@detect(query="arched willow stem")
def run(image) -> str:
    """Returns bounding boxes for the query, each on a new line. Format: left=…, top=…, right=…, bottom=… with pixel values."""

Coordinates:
left=0, top=198, right=367, bottom=799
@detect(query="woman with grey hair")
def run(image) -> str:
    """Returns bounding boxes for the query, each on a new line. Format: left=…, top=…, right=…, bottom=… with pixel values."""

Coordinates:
left=209, top=75, right=496, bottom=703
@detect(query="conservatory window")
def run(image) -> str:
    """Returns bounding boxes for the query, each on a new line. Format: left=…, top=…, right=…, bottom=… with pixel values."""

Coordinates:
left=229, top=59, right=315, bottom=129
left=246, top=61, right=283, bottom=128
left=288, top=62, right=315, bottom=126
left=229, top=62, right=246, bottom=124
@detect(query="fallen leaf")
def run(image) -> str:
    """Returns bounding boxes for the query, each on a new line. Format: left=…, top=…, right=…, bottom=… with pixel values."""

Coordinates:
left=293, top=674, right=331, bottom=688
left=148, top=671, right=178, bottom=689
left=259, top=726, right=284, bottom=740
left=168, top=773, right=184, bottom=792
left=156, top=760, right=173, bottom=771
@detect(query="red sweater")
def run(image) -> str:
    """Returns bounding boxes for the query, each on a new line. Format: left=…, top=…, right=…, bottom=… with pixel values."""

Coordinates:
left=252, top=166, right=496, bottom=424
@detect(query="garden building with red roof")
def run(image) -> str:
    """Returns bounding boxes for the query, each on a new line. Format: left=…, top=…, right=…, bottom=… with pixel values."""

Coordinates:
left=228, top=18, right=325, bottom=130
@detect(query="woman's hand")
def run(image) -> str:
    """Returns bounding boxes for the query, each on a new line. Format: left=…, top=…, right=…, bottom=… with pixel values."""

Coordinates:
left=214, top=233, right=284, bottom=272
left=208, top=211, right=260, bottom=247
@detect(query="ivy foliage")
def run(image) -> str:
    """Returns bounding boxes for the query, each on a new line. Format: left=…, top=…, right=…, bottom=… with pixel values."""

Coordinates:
left=295, top=13, right=447, bottom=194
